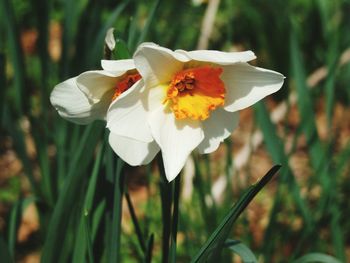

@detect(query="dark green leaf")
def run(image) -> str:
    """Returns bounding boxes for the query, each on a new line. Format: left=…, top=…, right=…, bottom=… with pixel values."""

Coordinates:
left=225, top=239, right=258, bottom=263
left=191, top=165, right=281, bottom=262
left=293, top=253, right=342, bottom=263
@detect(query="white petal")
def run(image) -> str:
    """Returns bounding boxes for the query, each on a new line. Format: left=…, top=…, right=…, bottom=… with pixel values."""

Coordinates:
left=109, top=132, right=160, bottom=165
left=197, top=109, right=239, bottom=154
left=107, top=80, right=153, bottom=143
left=50, top=77, right=111, bottom=124
left=222, top=63, right=285, bottom=112
left=76, top=70, right=122, bottom=103
left=143, top=84, right=166, bottom=112
left=101, top=59, right=135, bottom=73
left=133, top=43, right=188, bottom=87
left=105, top=28, right=116, bottom=51
left=175, top=49, right=256, bottom=65
left=149, top=107, right=204, bottom=181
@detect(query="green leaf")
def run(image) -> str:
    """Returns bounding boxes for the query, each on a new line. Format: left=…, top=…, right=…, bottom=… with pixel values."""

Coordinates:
left=191, top=165, right=281, bottom=263
left=112, top=38, right=131, bottom=59
left=91, top=0, right=130, bottom=62
left=293, top=253, right=342, bottom=263
left=136, top=0, right=160, bottom=46
left=7, top=197, right=35, bottom=258
left=144, top=234, right=154, bottom=263
left=0, top=0, right=26, bottom=114
left=41, top=122, right=104, bottom=262
left=125, top=191, right=146, bottom=253
left=0, top=235, right=13, bottom=263
left=225, top=239, right=258, bottom=263
left=106, top=156, right=125, bottom=263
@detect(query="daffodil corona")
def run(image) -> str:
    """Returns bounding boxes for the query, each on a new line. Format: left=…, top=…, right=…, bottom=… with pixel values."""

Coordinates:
left=107, top=43, right=285, bottom=181
left=165, top=66, right=225, bottom=120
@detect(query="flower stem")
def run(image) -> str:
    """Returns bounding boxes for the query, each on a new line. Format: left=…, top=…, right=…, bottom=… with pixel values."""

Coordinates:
left=157, top=154, right=181, bottom=263
left=170, top=175, right=180, bottom=263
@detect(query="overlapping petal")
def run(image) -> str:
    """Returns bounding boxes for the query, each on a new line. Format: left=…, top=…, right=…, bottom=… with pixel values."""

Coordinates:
left=148, top=106, right=204, bottom=181
left=76, top=70, right=120, bottom=103
left=101, top=59, right=135, bottom=74
left=50, top=77, right=111, bottom=124
left=109, top=132, right=160, bottom=165
left=133, top=43, right=188, bottom=87
left=175, top=49, right=256, bottom=65
left=222, top=63, right=285, bottom=112
left=197, top=109, right=239, bottom=154
left=107, top=80, right=153, bottom=143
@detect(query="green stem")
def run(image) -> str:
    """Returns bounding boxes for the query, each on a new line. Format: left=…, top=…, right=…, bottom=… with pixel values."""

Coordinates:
left=158, top=155, right=173, bottom=263
left=125, top=191, right=146, bottom=252
left=170, top=175, right=180, bottom=263
left=107, top=157, right=125, bottom=263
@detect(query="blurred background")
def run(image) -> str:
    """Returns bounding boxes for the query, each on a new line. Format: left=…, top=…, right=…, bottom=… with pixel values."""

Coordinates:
left=0, top=0, right=350, bottom=262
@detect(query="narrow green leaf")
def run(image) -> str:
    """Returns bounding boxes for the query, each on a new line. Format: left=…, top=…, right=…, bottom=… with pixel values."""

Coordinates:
left=84, top=212, right=94, bottom=263
left=2, top=109, right=40, bottom=196
left=136, top=0, right=160, bottom=46
left=191, top=165, right=281, bottom=263
left=91, top=0, right=130, bottom=62
left=41, top=122, right=104, bottom=262
left=0, top=236, right=13, bottom=263
left=125, top=191, right=146, bottom=252
left=0, top=45, right=6, bottom=126
left=7, top=198, right=34, bottom=258
left=225, top=239, right=258, bottom=263
left=106, top=157, right=125, bottom=263
left=293, top=253, right=342, bottom=263
left=0, top=0, right=26, bottom=114
left=144, top=234, right=154, bottom=263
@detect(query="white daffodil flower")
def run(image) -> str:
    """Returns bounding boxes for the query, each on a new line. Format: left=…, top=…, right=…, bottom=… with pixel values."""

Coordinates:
left=107, top=43, right=285, bottom=181
left=50, top=59, right=158, bottom=165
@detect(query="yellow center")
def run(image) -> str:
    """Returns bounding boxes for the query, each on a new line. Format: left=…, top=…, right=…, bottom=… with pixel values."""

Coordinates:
left=112, top=73, right=141, bottom=101
left=165, top=66, right=225, bottom=120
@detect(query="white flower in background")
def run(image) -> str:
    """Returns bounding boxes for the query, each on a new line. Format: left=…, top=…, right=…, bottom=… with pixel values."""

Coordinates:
left=107, top=43, right=285, bottom=181
left=50, top=59, right=157, bottom=164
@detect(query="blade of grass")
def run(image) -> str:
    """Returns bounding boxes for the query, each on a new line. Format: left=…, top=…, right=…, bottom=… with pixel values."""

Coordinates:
left=0, top=235, right=13, bottom=263
left=2, top=108, right=40, bottom=196
left=84, top=211, right=94, bottom=263
left=7, top=197, right=34, bottom=258
left=255, top=102, right=312, bottom=260
left=193, top=154, right=217, bottom=234
left=60, top=0, right=80, bottom=78
left=144, top=234, right=154, bottom=263
left=90, top=0, right=130, bottom=63
left=125, top=191, right=146, bottom=253
left=0, top=0, right=25, bottom=114
left=106, top=156, right=125, bottom=263
left=191, top=165, right=281, bottom=262
left=135, top=0, right=160, bottom=47
left=293, top=252, right=342, bottom=263
left=72, top=142, right=105, bottom=262
left=41, top=122, right=104, bottom=262
left=0, top=28, right=5, bottom=125
left=225, top=239, right=258, bottom=263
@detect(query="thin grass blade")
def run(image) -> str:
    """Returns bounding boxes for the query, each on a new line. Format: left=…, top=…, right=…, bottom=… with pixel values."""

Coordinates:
left=225, top=239, right=258, bottom=263
left=191, top=165, right=281, bottom=263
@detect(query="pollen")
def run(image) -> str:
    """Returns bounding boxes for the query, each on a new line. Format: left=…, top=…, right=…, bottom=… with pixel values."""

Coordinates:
left=166, top=66, right=225, bottom=121
left=112, top=73, right=141, bottom=101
